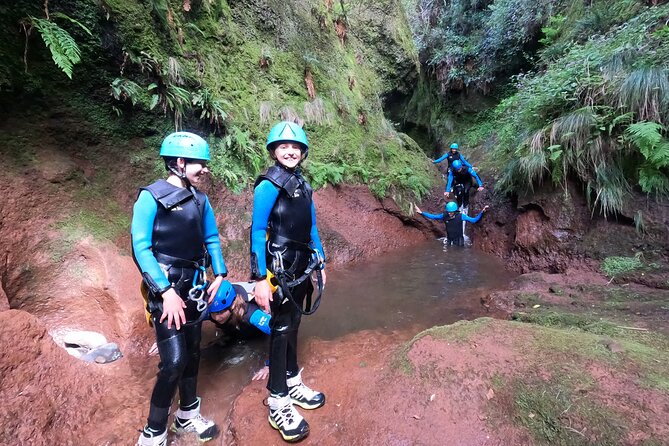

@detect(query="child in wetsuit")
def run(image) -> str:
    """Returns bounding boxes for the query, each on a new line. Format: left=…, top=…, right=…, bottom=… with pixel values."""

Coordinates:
left=250, top=121, right=327, bottom=443
left=131, top=132, right=228, bottom=446
left=416, top=201, right=489, bottom=246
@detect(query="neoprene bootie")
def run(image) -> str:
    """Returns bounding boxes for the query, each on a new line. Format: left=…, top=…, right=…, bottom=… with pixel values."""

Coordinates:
left=268, top=393, right=310, bottom=442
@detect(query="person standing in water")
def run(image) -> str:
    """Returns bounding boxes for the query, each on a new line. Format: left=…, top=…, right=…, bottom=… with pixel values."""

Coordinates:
left=132, top=132, right=227, bottom=446
left=250, top=121, right=327, bottom=443
left=416, top=201, right=489, bottom=246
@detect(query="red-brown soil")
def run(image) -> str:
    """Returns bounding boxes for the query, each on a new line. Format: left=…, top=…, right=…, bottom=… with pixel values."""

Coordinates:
left=2, top=131, right=668, bottom=445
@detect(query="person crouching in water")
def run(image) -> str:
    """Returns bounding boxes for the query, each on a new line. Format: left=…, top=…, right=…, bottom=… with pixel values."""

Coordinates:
left=131, top=132, right=227, bottom=446
left=416, top=201, right=489, bottom=246
left=208, top=281, right=271, bottom=337
left=250, top=121, right=327, bottom=442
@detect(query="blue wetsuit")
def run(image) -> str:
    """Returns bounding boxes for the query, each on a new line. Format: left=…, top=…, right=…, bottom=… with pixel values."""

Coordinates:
left=250, top=164, right=325, bottom=397
left=131, top=179, right=226, bottom=432
left=433, top=151, right=472, bottom=169
left=421, top=210, right=484, bottom=246
left=446, top=167, right=483, bottom=209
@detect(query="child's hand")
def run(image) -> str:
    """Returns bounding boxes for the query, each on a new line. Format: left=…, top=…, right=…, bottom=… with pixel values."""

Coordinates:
left=252, top=365, right=270, bottom=381
left=415, top=205, right=423, bottom=214
left=483, top=205, right=490, bottom=212
left=207, top=276, right=225, bottom=304
left=477, top=186, right=485, bottom=191
left=254, top=279, right=273, bottom=313
left=160, top=289, right=187, bottom=330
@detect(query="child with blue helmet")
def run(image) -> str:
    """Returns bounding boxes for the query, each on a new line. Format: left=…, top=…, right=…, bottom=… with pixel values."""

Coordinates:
left=131, top=132, right=226, bottom=446
left=416, top=201, right=489, bottom=246
left=444, top=159, right=485, bottom=210
left=432, top=142, right=473, bottom=169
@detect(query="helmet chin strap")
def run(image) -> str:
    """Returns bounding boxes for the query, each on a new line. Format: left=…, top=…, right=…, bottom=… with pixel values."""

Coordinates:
left=169, top=162, right=200, bottom=205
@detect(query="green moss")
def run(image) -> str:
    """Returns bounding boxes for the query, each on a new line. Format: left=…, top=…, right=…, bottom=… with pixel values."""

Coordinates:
left=512, top=311, right=623, bottom=337
left=513, top=378, right=625, bottom=445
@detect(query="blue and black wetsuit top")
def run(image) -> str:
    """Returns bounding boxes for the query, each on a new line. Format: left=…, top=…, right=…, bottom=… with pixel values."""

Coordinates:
left=446, top=167, right=483, bottom=192
left=433, top=151, right=472, bottom=169
left=421, top=210, right=484, bottom=240
left=131, top=179, right=227, bottom=295
left=250, top=164, right=325, bottom=281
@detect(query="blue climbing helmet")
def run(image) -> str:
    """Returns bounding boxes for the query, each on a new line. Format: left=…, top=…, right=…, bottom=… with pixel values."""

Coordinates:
left=209, top=280, right=236, bottom=313
left=450, top=143, right=459, bottom=150
left=266, top=121, right=309, bottom=158
left=452, top=159, right=463, bottom=170
left=445, top=201, right=458, bottom=212
left=160, top=132, right=210, bottom=161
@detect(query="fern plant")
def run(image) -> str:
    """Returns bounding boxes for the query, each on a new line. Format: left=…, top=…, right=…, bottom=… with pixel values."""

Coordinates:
left=25, top=14, right=91, bottom=79
left=110, top=78, right=145, bottom=106
left=192, top=88, right=229, bottom=132
left=626, top=121, right=669, bottom=195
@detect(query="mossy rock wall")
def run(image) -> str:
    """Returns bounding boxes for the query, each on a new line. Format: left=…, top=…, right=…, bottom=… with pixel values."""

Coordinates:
left=0, top=0, right=434, bottom=201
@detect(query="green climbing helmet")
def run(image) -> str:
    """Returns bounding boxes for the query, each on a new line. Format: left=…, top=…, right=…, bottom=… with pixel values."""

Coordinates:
left=450, top=143, right=459, bottom=150
left=266, top=121, right=309, bottom=156
left=445, top=202, right=458, bottom=212
left=160, top=132, right=210, bottom=161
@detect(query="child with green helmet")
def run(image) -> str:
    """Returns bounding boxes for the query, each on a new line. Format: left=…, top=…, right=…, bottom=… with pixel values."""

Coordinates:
left=250, top=121, right=327, bottom=442
left=131, top=131, right=229, bottom=446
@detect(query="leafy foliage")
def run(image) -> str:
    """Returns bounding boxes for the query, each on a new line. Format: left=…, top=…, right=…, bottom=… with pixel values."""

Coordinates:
left=601, top=253, right=643, bottom=278
left=403, top=0, right=557, bottom=91
left=471, top=4, right=669, bottom=215
left=626, top=122, right=669, bottom=194
left=110, top=78, right=145, bottom=106
left=28, top=15, right=91, bottom=79
left=192, top=88, right=229, bottom=132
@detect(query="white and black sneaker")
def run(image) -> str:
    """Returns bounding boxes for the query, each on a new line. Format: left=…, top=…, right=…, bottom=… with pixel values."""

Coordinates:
left=287, top=370, right=325, bottom=410
left=136, top=426, right=167, bottom=446
left=268, top=393, right=310, bottom=442
left=170, top=397, right=219, bottom=442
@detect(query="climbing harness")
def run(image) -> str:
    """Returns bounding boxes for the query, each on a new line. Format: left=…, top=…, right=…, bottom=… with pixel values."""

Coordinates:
left=268, top=239, right=325, bottom=316
left=141, top=253, right=212, bottom=327
left=187, top=266, right=209, bottom=313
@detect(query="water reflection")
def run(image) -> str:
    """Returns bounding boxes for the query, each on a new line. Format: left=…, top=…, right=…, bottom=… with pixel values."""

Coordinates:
left=197, top=241, right=513, bottom=414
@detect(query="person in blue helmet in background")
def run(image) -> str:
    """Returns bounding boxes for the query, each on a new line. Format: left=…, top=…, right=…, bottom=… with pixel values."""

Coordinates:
left=131, top=132, right=227, bottom=446
left=250, top=121, right=327, bottom=443
left=416, top=201, right=489, bottom=246
left=433, top=143, right=473, bottom=169
left=445, top=159, right=484, bottom=210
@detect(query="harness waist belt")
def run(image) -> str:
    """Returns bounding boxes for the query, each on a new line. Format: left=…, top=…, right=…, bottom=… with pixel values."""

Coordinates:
left=154, top=251, right=206, bottom=268
left=268, top=234, right=312, bottom=252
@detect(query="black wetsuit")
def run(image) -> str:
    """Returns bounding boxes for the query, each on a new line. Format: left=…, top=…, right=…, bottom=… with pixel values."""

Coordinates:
left=250, top=164, right=325, bottom=396
left=131, top=179, right=227, bottom=432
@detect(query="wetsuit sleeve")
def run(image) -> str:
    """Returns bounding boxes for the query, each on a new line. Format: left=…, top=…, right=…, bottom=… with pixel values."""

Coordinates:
left=445, top=170, right=454, bottom=191
left=243, top=301, right=272, bottom=335
left=421, top=212, right=445, bottom=220
left=460, top=155, right=473, bottom=169
left=462, top=212, right=484, bottom=223
left=202, top=196, right=227, bottom=276
left=250, top=180, right=280, bottom=280
left=469, top=168, right=483, bottom=186
left=131, top=190, right=170, bottom=291
left=309, top=202, right=326, bottom=262
left=433, top=153, right=448, bottom=164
